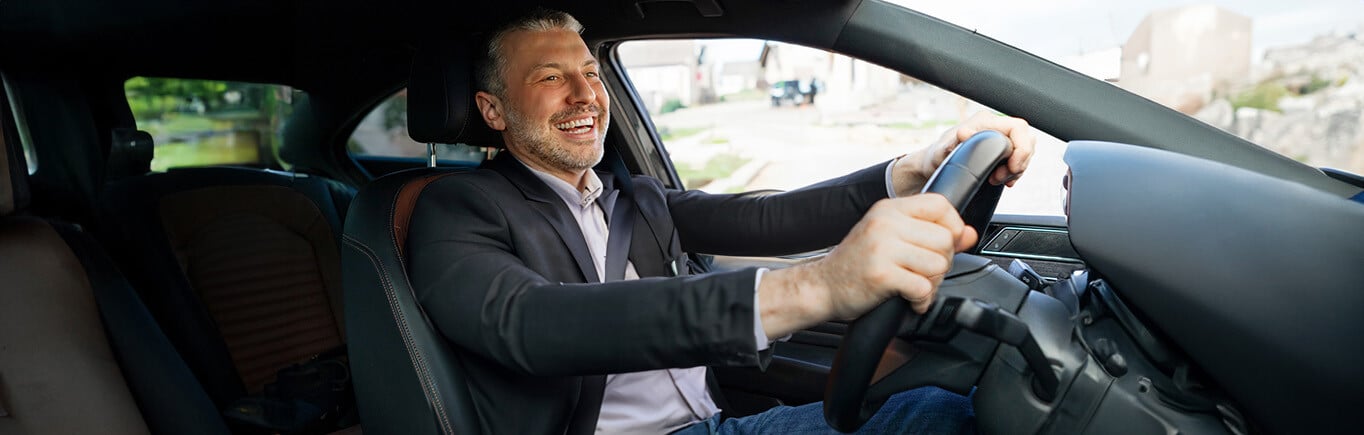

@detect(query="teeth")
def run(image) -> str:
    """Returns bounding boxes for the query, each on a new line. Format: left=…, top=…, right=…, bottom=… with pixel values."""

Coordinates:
left=555, top=118, right=594, bottom=130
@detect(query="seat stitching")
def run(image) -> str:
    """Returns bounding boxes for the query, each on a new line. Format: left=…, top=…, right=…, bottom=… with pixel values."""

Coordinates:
left=384, top=179, right=458, bottom=433
left=342, top=234, right=455, bottom=435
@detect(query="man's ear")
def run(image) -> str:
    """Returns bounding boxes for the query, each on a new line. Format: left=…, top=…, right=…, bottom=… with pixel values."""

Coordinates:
left=474, top=91, right=506, bottom=131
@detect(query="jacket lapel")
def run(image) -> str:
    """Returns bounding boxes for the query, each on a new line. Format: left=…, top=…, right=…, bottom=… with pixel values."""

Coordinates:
left=486, top=154, right=600, bottom=283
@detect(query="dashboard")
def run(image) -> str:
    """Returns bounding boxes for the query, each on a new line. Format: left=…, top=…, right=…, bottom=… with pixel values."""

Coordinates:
left=976, top=214, right=1082, bottom=283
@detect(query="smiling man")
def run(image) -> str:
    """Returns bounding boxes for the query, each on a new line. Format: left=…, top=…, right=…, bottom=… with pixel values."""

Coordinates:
left=407, top=7, right=1035, bottom=435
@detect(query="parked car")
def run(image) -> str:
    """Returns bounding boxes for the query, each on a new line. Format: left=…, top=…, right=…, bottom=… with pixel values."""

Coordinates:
left=770, top=79, right=801, bottom=107
left=1, top=0, right=1359, bottom=434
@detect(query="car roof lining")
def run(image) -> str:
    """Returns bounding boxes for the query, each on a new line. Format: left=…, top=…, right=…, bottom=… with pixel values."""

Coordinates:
left=2, top=0, right=1355, bottom=196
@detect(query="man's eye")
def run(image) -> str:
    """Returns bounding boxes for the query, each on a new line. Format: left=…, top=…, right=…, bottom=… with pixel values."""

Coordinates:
left=585, top=71, right=599, bottom=78
left=543, top=75, right=560, bottom=82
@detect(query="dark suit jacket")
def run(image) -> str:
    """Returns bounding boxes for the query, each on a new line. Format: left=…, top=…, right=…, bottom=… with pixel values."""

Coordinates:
left=407, top=153, right=891, bottom=434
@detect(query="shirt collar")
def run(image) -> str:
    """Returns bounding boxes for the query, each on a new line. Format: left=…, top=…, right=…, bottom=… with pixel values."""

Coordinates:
left=519, top=158, right=603, bottom=209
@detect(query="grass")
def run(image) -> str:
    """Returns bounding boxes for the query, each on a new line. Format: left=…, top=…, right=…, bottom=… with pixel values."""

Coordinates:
left=701, top=135, right=730, bottom=145
left=139, top=114, right=217, bottom=137
left=675, top=152, right=750, bottom=189
left=149, top=132, right=261, bottom=171
left=659, top=126, right=707, bottom=142
left=720, top=88, right=767, bottom=102
left=136, top=113, right=272, bottom=171
left=1230, top=82, right=1289, bottom=112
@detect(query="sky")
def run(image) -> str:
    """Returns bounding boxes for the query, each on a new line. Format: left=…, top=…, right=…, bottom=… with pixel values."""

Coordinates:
left=695, top=1, right=1364, bottom=69
left=890, top=0, right=1364, bottom=62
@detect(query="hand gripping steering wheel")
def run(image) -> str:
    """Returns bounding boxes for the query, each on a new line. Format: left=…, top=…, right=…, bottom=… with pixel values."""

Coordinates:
left=823, top=130, right=1013, bottom=432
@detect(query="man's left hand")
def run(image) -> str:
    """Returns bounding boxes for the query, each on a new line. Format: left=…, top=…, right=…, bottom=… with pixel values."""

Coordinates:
left=896, top=112, right=1036, bottom=195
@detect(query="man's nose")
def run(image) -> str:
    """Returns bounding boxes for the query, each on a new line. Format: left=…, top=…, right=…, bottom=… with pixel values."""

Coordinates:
left=566, top=73, right=596, bottom=105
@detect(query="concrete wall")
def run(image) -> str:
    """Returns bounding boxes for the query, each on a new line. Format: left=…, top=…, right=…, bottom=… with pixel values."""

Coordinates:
left=1120, top=5, right=1251, bottom=112
left=764, top=43, right=902, bottom=113
left=618, top=40, right=699, bottom=112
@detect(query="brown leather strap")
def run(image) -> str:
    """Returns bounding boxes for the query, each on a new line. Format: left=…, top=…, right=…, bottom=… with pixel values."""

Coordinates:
left=393, top=174, right=457, bottom=260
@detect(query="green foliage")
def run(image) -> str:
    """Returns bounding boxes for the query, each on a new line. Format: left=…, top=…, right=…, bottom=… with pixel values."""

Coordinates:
left=125, top=77, right=296, bottom=170
left=1230, top=82, right=1289, bottom=112
left=1301, top=74, right=1333, bottom=95
left=125, top=78, right=231, bottom=120
left=674, top=152, right=750, bottom=188
left=659, top=98, right=686, bottom=114
left=383, top=93, right=408, bottom=131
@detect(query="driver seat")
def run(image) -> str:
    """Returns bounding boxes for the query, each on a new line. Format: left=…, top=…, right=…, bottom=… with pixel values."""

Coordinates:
left=341, top=43, right=501, bottom=434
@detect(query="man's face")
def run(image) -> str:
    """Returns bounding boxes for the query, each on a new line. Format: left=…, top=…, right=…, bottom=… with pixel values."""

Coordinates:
left=481, top=28, right=610, bottom=172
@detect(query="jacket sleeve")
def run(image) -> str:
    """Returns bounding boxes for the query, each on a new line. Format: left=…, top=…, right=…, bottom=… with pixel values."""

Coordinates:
left=666, top=160, right=892, bottom=256
left=407, top=175, right=770, bottom=377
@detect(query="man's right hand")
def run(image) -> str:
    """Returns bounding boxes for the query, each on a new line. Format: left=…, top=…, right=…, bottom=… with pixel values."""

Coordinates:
left=756, top=194, right=976, bottom=341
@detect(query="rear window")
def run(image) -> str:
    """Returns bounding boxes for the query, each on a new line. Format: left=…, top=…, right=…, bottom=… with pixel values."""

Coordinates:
left=347, top=88, right=489, bottom=166
left=123, top=77, right=301, bottom=171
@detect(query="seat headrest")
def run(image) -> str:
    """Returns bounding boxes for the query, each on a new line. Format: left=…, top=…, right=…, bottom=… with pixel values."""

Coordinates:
left=1, top=115, right=32, bottom=216
left=408, top=43, right=505, bottom=148
left=106, top=128, right=154, bottom=181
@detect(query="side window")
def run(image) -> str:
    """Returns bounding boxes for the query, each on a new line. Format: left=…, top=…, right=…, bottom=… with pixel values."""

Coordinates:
left=347, top=89, right=488, bottom=166
left=124, top=78, right=300, bottom=171
left=616, top=39, right=1066, bottom=216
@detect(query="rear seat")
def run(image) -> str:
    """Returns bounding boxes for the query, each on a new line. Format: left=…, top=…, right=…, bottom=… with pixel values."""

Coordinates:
left=0, top=109, right=227, bottom=434
left=97, top=130, right=359, bottom=431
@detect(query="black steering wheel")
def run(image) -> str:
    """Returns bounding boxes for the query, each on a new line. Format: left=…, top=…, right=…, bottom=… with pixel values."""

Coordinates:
left=824, top=130, right=1013, bottom=432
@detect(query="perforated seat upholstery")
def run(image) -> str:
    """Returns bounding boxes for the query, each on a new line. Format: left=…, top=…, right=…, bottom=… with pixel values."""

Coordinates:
left=100, top=167, right=356, bottom=407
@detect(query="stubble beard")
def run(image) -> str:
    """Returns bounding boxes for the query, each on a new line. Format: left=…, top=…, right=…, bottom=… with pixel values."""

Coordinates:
left=503, top=102, right=606, bottom=171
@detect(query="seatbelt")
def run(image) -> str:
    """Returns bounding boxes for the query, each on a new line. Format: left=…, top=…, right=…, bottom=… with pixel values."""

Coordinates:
left=604, top=147, right=693, bottom=278
left=604, top=146, right=635, bottom=198
left=603, top=150, right=636, bottom=282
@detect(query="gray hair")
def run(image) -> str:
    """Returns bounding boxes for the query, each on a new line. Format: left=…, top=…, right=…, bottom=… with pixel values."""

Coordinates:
left=475, top=8, right=585, bottom=97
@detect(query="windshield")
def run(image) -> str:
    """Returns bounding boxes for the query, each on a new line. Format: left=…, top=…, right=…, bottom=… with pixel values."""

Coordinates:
left=894, top=0, right=1364, bottom=174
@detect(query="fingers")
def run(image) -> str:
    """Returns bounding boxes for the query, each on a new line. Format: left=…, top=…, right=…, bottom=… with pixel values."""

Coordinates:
left=867, top=196, right=969, bottom=313
left=999, top=125, right=1034, bottom=185
left=882, top=194, right=965, bottom=237
left=949, top=111, right=1036, bottom=185
left=957, top=225, right=979, bottom=252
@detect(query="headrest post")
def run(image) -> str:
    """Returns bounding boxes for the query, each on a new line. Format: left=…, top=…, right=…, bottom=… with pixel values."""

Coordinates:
left=427, top=143, right=437, bottom=168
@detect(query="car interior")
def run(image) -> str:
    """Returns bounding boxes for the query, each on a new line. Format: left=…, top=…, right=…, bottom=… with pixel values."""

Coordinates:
left=1, top=0, right=1362, bottom=434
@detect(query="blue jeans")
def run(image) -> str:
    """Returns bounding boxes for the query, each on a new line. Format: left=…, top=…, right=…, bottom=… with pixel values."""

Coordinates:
left=672, top=387, right=975, bottom=435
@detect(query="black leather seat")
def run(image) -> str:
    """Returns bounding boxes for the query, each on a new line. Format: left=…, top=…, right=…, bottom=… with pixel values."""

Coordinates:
left=341, top=43, right=501, bottom=434
left=0, top=105, right=228, bottom=434
left=97, top=129, right=360, bottom=431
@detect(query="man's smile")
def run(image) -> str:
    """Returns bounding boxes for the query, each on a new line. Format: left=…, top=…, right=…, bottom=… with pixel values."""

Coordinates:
left=553, top=115, right=595, bottom=135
